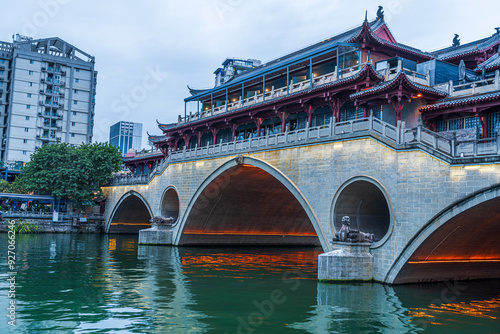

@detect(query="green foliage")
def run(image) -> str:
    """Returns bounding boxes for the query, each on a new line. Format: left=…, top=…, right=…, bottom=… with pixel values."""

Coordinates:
left=0, top=178, right=27, bottom=194
left=10, top=220, right=43, bottom=234
left=18, top=142, right=122, bottom=207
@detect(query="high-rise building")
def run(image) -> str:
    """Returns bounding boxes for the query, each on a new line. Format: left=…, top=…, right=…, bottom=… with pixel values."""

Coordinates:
left=0, top=34, right=97, bottom=165
left=109, top=121, right=143, bottom=156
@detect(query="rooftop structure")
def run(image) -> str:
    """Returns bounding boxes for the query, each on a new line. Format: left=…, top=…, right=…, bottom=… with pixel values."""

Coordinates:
left=127, top=8, right=500, bottom=173
left=0, top=34, right=97, bottom=164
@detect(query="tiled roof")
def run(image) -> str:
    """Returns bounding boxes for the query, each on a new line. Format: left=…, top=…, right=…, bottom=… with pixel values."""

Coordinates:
left=419, top=91, right=500, bottom=112
left=350, top=71, right=447, bottom=99
left=186, top=18, right=386, bottom=101
left=348, top=20, right=434, bottom=60
left=160, top=64, right=384, bottom=132
left=433, top=33, right=500, bottom=61
left=476, top=53, right=500, bottom=72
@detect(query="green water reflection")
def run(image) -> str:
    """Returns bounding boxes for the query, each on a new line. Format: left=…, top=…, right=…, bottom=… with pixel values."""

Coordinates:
left=0, top=234, right=499, bottom=333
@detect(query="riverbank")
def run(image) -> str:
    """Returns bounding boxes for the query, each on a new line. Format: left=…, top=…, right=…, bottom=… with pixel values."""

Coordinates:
left=0, top=215, right=104, bottom=233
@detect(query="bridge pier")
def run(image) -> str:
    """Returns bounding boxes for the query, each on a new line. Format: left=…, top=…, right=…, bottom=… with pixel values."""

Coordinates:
left=139, top=226, right=174, bottom=245
left=318, top=243, right=373, bottom=282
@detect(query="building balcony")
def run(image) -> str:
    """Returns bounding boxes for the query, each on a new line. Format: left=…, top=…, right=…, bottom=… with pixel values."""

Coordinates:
left=181, top=60, right=432, bottom=124
left=433, top=71, right=500, bottom=97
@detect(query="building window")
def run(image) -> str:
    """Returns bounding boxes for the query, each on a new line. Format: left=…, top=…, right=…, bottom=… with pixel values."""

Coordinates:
left=29, top=71, right=33, bottom=75
left=23, top=139, right=28, bottom=143
left=26, top=105, right=31, bottom=109
left=72, top=111, right=77, bottom=116
left=75, top=78, right=79, bottom=83
left=71, top=133, right=75, bottom=137
left=27, top=93, right=31, bottom=98
left=72, top=122, right=75, bottom=126
left=74, top=89, right=78, bottom=94
left=76, top=68, right=80, bottom=72
left=30, top=60, right=34, bottom=64
left=22, top=151, right=27, bottom=155
left=25, top=116, right=30, bottom=120
left=24, top=128, right=29, bottom=132
left=0, top=70, right=3, bottom=75
left=28, top=82, right=33, bottom=87
left=73, top=100, right=77, bottom=105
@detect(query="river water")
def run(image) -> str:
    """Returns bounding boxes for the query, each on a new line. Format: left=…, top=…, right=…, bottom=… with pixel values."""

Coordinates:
left=0, top=234, right=499, bottom=333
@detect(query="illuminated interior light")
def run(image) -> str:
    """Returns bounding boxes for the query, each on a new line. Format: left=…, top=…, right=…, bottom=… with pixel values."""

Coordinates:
left=464, top=165, right=481, bottom=170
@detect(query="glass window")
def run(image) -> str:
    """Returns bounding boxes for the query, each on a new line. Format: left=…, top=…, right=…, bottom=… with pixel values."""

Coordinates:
left=72, top=122, right=75, bottom=126
left=25, top=116, right=30, bottom=120
left=76, top=68, right=80, bottom=72
left=75, top=78, right=79, bottom=83
left=24, top=128, right=29, bottom=132
left=23, top=139, right=28, bottom=143
left=28, top=82, right=32, bottom=87
left=22, top=151, right=27, bottom=155
left=29, top=71, right=33, bottom=75
left=26, top=105, right=30, bottom=109
left=27, top=93, right=31, bottom=98
left=73, top=100, right=77, bottom=105
left=71, top=133, right=75, bottom=137
left=0, top=70, right=3, bottom=75
left=30, top=60, right=34, bottom=64
left=74, top=89, right=78, bottom=94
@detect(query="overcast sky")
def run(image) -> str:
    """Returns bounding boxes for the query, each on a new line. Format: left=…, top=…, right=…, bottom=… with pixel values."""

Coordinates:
left=1, top=0, right=499, bottom=146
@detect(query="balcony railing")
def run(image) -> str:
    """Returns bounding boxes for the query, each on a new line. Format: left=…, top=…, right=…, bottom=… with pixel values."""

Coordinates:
left=112, top=114, right=500, bottom=186
left=433, top=70, right=500, bottom=97
left=181, top=61, right=430, bottom=124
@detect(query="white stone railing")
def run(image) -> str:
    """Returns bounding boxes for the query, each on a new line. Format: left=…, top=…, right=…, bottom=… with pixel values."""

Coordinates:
left=404, top=126, right=500, bottom=158
left=111, top=117, right=500, bottom=186
left=434, top=70, right=500, bottom=97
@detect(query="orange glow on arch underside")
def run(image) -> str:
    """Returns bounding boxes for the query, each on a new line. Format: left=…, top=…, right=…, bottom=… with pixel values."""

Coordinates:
left=182, top=230, right=317, bottom=237
left=408, top=259, right=500, bottom=264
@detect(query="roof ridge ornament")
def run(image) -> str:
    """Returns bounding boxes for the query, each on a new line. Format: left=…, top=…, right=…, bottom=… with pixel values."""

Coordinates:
left=376, top=6, right=384, bottom=21
left=452, top=34, right=460, bottom=47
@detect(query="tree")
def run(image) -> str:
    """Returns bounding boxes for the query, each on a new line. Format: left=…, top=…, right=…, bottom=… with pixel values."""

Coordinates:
left=18, top=142, right=122, bottom=207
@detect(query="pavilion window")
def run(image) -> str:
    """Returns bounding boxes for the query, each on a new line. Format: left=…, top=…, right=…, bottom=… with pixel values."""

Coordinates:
left=216, top=128, right=232, bottom=144
left=436, top=116, right=482, bottom=139
left=311, top=107, right=332, bottom=127
left=488, top=112, right=500, bottom=138
left=201, top=133, right=213, bottom=146
left=339, top=101, right=364, bottom=122
left=338, top=46, right=360, bottom=70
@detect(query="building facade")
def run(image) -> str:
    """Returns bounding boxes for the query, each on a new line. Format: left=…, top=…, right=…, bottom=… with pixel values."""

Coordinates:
left=0, top=34, right=97, bottom=165
left=109, top=121, right=143, bottom=156
left=120, top=9, right=500, bottom=174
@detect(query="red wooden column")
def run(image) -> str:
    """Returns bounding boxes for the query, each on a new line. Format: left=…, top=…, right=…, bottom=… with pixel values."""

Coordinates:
left=138, top=164, right=144, bottom=175
left=278, top=111, right=289, bottom=133
left=230, top=123, right=238, bottom=141
left=255, top=118, right=262, bottom=137
left=211, top=128, right=218, bottom=145
left=329, top=98, right=344, bottom=122
left=305, top=104, right=317, bottom=126
left=197, top=131, right=202, bottom=147
left=480, top=114, right=489, bottom=138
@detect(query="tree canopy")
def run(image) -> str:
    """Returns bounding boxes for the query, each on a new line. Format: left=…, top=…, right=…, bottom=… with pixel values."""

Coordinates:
left=18, top=142, right=122, bottom=207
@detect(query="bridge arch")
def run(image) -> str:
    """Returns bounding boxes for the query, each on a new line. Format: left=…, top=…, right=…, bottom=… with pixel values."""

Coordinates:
left=175, top=156, right=329, bottom=250
left=386, top=184, right=500, bottom=284
left=107, top=190, right=153, bottom=234
left=331, top=176, right=394, bottom=247
left=160, top=186, right=180, bottom=220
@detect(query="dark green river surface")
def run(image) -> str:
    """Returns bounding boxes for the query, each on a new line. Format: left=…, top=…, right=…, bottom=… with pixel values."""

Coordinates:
left=1, top=234, right=499, bottom=333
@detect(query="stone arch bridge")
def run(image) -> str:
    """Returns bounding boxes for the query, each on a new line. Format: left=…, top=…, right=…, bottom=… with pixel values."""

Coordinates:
left=102, top=117, right=500, bottom=284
